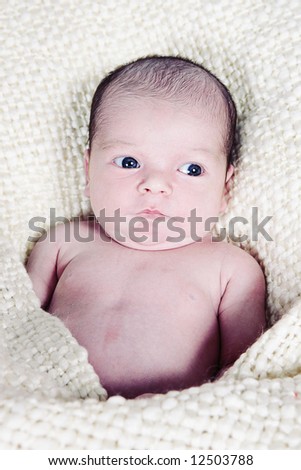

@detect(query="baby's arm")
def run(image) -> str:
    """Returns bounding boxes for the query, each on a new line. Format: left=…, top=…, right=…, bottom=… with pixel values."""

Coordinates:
left=217, top=247, right=266, bottom=375
left=26, top=225, right=63, bottom=310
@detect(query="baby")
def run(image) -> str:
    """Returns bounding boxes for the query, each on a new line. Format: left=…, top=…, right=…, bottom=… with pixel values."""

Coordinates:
left=26, top=56, right=266, bottom=399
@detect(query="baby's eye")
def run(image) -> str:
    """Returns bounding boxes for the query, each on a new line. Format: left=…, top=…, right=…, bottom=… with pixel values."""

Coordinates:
left=178, top=163, right=204, bottom=177
left=113, top=156, right=140, bottom=169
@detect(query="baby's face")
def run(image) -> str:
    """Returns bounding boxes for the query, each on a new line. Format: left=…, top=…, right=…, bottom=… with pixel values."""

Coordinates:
left=85, top=97, right=233, bottom=250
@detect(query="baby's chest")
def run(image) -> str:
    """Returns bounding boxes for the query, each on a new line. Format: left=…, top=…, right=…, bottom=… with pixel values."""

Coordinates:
left=51, top=245, right=223, bottom=381
left=54, top=258, right=218, bottom=366
left=56, top=246, right=220, bottom=325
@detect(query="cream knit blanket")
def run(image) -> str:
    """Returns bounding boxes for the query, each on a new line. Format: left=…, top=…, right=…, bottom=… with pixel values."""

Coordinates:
left=1, top=0, right=301, bottom=449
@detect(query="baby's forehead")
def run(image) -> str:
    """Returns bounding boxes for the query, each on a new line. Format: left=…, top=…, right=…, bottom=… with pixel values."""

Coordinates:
left=96, top=91, right=227, bottom=149
left=102, top=89, right=226, bottom=121
left=93, top=95, right=226, bottom=161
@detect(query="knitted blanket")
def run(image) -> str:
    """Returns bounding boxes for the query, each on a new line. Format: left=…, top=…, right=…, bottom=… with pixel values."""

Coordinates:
left=1, top=0, right=300, bottom=449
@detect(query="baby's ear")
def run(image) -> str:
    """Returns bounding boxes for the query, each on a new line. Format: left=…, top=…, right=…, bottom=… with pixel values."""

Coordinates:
left=220, top=164, right=234, bottom=214
left=84, top=149, right=90, bottom=197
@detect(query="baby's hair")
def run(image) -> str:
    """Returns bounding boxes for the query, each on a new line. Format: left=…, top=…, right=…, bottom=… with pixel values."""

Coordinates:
left=88, top=55, right=237, bottom=167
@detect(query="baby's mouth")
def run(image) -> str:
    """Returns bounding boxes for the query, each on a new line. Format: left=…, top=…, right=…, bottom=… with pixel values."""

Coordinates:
left=137, top=209, right=166, bottom=218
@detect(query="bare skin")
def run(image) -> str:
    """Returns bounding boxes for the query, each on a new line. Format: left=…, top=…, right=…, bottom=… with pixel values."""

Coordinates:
left=27, top=220, right=266, bottom=399
left=26, top=97, right=266, bottom=398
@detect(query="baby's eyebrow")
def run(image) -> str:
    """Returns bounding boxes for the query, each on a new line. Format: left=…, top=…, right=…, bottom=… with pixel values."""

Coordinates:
left=100, top=140, right=219, bottom=159
left=190, top=147, right=214, bottom=155
left=101, top=139, right=136, bottom=150
left=188, top=147, right=222, bottom=161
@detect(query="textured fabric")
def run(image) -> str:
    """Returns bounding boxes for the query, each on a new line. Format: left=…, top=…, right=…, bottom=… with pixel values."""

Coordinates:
left=1, top=0, right=301, bottom=449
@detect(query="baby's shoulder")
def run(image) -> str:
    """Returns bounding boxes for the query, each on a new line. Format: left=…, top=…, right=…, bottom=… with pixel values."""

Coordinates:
left=32, top=219, right=100, bottom=260
left=221, top=242, right=259, bottom=263
left=47, top=218, right=99, bottom=244
left=219, top=242, right=265, bottom=284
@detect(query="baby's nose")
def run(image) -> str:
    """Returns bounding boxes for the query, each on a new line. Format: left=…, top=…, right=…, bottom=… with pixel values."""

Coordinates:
left=138, top=173, right=172, bottom=195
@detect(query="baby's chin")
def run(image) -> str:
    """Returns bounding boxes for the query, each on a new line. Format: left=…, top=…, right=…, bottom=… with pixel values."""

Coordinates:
left=103, top=226, right=205, bottom=251
left=111, top=236, right=197, bottom=251
left=97, top=215, right=212, bottom=250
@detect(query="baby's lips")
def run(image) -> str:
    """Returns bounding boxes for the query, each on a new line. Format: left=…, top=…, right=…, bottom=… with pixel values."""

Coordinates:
left=137, top=210, right=167, bottom=220
left=138, top=208, right=165, bottom=216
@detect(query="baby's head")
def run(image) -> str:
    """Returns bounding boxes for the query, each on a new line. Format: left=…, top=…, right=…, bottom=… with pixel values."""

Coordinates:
left=85, top=55, right=237, bottom=250
left=88, top=55, right=236, bottom=167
